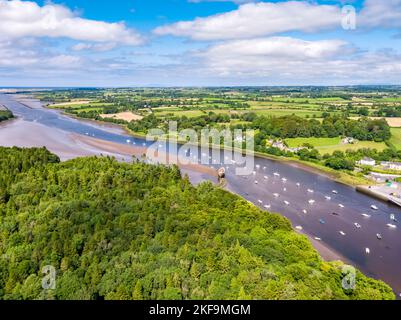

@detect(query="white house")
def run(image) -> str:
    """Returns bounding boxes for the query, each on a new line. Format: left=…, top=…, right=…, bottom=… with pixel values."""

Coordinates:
left=342, top=137, right=355, bottom=144
left=381, top=161, right=401, bottom=171
left=357, top=157, right=376, bottom=167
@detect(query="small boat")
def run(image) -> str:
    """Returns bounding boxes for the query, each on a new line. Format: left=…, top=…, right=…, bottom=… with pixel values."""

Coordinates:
left=133, top=142, right=136, bottom=145
left=338, top=204, right=344, bottom=208
left=361, top=213, right=371, bottom=218
left=264, top=176, right=268, bottom=180
left=263, top=166, right=266, bottom=170
left=126, top=139, right=131, bottom=143
left=332, top=190, right=338, bottom=194
left=252, top=171, right=256, bottom=175
left=273, top=193, right=280, bottom=198
left=387, top=223, right=397, bottom=229
left=308, top=199, right=315, bottom=204
left=273, top=172, right=280, bottom=177
left=295, top=226, right=303, bottom=231
left=85, top=132, right=89, bottom=135
left=284, top=201, right=290, bottom=205
left=254, top=181, right=258, bottom=184
left=376, top=233, right=382, bottom=240
left=314, top=237, right=322, bottom=241
left=319, top=219, right=325, bottom=224
left=325, top=196, right=331, bottom=200
left=331, top=212, right=340, bottom=216
left=307, top=189, right=314, bottom=193
left=296, top=182, right=301, bottom=187
left=302, top=209, right=308, bottom=214
left=339, top=231, right=346, bottom=236
left=390, top=214, right=396, bottom=221
left=365, top=248, right=370, bottom=254
left=258, top=200, right=263, bottom=204
left=354, top=223, right=361, bottom=229
left=256, top=165, right=260, bottom=169
left=282, top=178, right=287, bottom=182
left=264, top=205, right=271, bottom=209
left=283, top=188, right=287, bottom=192
left=371, top=205, right=378, bottom=210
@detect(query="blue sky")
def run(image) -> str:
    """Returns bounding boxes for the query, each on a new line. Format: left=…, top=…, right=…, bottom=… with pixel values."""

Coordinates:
left=1, top=0, right=401, bottom=86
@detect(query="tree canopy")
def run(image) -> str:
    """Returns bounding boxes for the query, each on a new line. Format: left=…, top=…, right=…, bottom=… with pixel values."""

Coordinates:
left=0, top=147, right=395, bottom=300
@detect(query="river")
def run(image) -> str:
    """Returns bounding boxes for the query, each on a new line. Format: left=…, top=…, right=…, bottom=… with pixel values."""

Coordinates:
left=1, top=93, right=400, bottom=297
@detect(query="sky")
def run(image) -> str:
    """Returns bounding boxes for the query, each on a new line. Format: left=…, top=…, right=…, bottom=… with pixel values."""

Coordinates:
left=1, top=0, right=401, bottom=87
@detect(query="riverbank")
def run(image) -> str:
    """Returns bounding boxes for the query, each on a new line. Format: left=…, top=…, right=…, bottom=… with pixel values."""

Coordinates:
left=64, top=134, right=352, bottom=265
left=41, top=101, right=374, bottom=188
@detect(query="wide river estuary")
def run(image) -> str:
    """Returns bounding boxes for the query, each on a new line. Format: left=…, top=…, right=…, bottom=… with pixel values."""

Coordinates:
left=1, top=93, right=401, bottom=296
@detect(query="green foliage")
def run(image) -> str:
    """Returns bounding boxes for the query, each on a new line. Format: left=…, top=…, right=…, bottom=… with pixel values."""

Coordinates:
left=0, top=109, right=13, bottom=122
left=0, top=148, right=395, bottom=300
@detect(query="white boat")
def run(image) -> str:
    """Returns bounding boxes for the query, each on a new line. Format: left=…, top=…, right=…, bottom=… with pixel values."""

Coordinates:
left=387, top=223, right=397, bottom=229
left=283, top=188, right=287, bottom=192
left=339, top=231, right=346, bottom=236
left=133, top=142, right=136, bottom=145
left=126, top=139, right=131, bottom=143
left=354, top=223, right=361, bottom=229
left=273, top=172, right=280, bottom=177
left=325, top=196, right=331, bottom=200
left=258, top=200, right=263, bottom=204
left=252, top=171, right=256, bottom=175
left=314, top=237, right=322, bottom=241
left=302, top=209, right=308, bottom=214
left=264, top=205, right=271, bottom=209
left=263, top=166, right=266, bottom=170
left=264, top=176, right=268, bottom=180
left=256, top=165, right=260, bottom=169
left=332, top=190, right=338, bottom=194
left=365, top=248, right=370, bottom=254
left=284, top=201, right=290, bottom=205
left=307, top=189, right=314, bottom=193
left=371, top=205, right=378, bottom=210
left=282, top=178, right=287, bottom=182
left=338, top=204, right=344, bottom=208
left=296, top=182, right=301, bottom=187
left=390, top=214, right=396, bottom=221
left=361, top=213, right=371, bottom=218
left=308, top=199, right=315, bottom=204
left=254, top=181, right=258, bottom=184
left=295, top=226, right=303, bottom=231
left=376, top=233, right=382, bottom=240
left=273, top=193, right=280, bottom=198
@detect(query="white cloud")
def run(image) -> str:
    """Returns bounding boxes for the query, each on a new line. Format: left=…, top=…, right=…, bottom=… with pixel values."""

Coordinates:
left=154, top=1, right=341, bottom=40
left=191, top=36, right=401, bottom=85
left=360, top=0, right=401, bottom=29
left=0, top=0, right=143, bottom=45
left=71, top=43, right=118, bottom=52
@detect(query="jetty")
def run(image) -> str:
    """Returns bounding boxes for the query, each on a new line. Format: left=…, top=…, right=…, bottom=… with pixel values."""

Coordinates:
left=357, top=185, right=401, bottom=208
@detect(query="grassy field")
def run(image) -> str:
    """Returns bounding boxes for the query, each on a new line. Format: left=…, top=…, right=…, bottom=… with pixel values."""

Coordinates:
left=285, top=137, right=387, bottom=154
left=390, top=128, right=401, bottom=150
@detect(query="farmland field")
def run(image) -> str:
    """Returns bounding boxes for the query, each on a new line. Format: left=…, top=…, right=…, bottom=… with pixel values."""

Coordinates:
left=285, top=137, right=387, bottom=154
left=390, top=128, right=401, bottom=150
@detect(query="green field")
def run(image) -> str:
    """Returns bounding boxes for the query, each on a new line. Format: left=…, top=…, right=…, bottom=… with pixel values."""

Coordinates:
left=390, top=128, right=401, bottom=150
left=285, top=137, right=387, bottom=154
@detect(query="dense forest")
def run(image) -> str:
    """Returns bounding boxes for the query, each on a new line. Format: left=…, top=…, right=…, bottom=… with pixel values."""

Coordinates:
left=0, top=109, right=13, bottom=122
left=0, top=147, right=395, bottom=300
